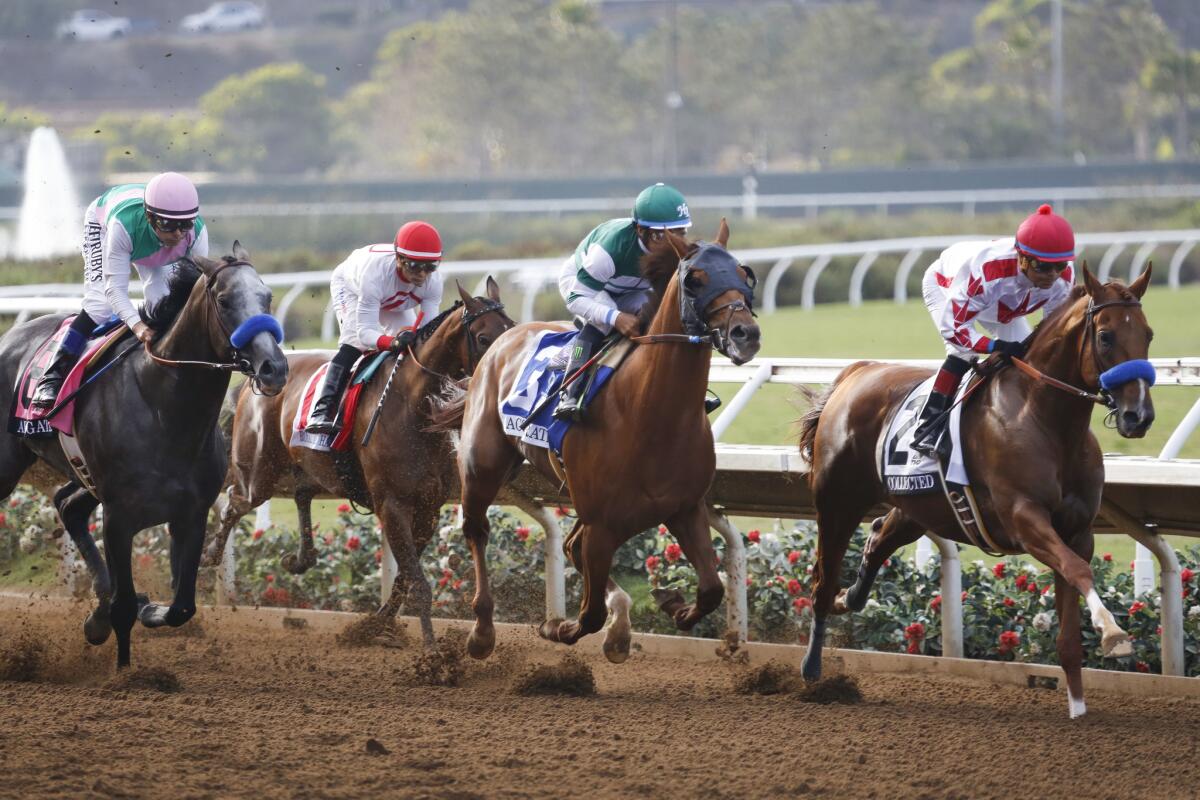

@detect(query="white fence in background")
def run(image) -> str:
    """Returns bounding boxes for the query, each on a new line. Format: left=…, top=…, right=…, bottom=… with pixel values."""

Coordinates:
left=2, top=229, right=1199, bottom=331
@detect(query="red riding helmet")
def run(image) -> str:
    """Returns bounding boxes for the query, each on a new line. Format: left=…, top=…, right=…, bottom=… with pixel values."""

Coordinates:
left=394, top=221, right=443, bottom=261
left=1015, top=204, right=1075, bottom=263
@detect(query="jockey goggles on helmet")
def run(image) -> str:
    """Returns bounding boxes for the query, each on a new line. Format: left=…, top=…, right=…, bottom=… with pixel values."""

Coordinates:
left=1028, top=257, right=1069, bottom=275
left=150, top=214, right=194, bottom=233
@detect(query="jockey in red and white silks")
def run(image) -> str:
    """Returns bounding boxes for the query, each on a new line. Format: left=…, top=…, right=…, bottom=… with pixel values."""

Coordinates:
left=911, top=204, right=1077, bottom=454
left=306, top=221, right=444, bottom=434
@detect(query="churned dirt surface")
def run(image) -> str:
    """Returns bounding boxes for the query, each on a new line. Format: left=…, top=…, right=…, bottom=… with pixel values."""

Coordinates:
left=1, top=601, right=1198, bottom=800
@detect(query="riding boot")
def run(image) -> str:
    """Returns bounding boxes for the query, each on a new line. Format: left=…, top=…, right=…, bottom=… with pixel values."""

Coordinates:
left=553, top=324, right=605, bottom=422
left=31, top=312, right=94, bottom=411
left=305, top=362, right=352, bottom=434
left=911, top=356, right=970, bottom=457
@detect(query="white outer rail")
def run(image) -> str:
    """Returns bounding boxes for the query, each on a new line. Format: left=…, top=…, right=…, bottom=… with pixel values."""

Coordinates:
left=3, top=229, right=1199, bottom=329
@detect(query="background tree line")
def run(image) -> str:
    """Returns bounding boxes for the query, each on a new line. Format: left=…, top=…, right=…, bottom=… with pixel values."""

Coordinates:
left=42, top=0, right=1200, bottom=177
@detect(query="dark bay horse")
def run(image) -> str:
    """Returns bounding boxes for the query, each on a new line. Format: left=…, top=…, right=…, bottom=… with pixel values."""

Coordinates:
left=797, top=264, right=1155, bottom=718
left=201, top=280, right=513, bottom=646
left=0, top=244, right=288, bottom=667
left=431, top=222, right=761, bottom=662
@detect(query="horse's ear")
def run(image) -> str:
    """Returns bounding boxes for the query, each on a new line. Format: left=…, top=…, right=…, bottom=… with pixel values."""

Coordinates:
left=191, top=255, right=219, bottom=276
left=666, top=230, right=687, bottom=260
left=1129, top=261, right=1152, bottom=299
left=715, top=217, right=729, bottom=248
left=1081, top=260, right=1103, bottom=297
left=456, top=280, right=473, bottom=306
left=231, top=240, right=250, bottom=262
left=485, top=275, right=501, bottom=302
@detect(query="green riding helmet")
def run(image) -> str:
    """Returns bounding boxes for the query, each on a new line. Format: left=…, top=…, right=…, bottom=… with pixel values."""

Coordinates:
left=633, top=182, right=692, bottom=230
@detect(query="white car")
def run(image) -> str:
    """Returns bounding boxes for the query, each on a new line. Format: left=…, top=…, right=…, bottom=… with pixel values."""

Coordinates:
left=180, top=2, right=266, bottom=34
left=55, top=9, right=133, bottom=41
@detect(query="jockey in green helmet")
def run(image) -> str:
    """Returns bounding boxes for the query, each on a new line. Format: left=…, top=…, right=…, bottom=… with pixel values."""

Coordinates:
left=554, top=183, right=704, bottom=422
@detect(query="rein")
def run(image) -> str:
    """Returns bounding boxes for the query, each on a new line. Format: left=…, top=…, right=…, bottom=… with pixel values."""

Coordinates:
left=406, top=299, right=509, bottom=382
left=144, top=259, right=258, bottom=374
left=1008, top=296, right=1146, bottom=409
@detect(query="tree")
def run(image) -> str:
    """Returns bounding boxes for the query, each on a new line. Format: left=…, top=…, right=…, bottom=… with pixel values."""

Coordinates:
left=197, top=62, right=334, bottom=175
left=89, top=112, right=207, bottom=174
left=1143, top=49, right=1200, bottom=159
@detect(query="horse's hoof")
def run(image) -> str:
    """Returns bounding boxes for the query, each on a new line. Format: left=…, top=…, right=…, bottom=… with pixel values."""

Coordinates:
left=138, top=603, right=170, bottom=628
left=602, top=626, right=631, bottom=664
left=1102, top=630, right=1133, bottom=659
left=83, top=611, right=112, bottom=646
left=800, top=655, right=822, bottom=683
left=673, top=606, right=698, bottom=632
left=281, top=552, right=315, bottom=575
left=466, top=625, right=495, bottom=660
left=537, top=618, right=563, bottom=643
left=651, top=588, right=687, bottom=617
left=832, top=590, right=850, bottom=615
left=134, top=593, right=150, bottom=609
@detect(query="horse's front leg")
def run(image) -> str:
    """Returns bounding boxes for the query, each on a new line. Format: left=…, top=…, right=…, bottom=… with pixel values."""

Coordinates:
left=140, top=507, right=206, bottom=629
left=376, top=497, right=433, bottom=648
left=834, top=509, right=925, bottom=614
left=1011, top=501, right=1131, bottom=658
left=541, top=522, right=618, bottom=646
left=101, top=514, right=138, bottom=668
left=659, top=502, right=723, bottom=631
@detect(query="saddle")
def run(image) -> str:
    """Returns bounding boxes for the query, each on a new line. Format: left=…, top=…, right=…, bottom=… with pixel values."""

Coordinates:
left=9, top=316, right=130, bottom=439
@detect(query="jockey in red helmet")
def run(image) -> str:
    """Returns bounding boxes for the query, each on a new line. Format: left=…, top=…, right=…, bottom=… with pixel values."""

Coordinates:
left=911, top=204, right=1076, bottom=456
left=306, top=221, right=444, bottom=434
left=31, top=172, right=209, bottom=410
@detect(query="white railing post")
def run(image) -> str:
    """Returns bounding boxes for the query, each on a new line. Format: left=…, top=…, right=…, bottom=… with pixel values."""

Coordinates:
left=847, top=251, right=880, bottom=307
left=931, top=534, right=963, bottom=659
left=741, top=174, right=758, bottom=221
left=707, top=507, right=748, bottom=643
left=762, top=256, right=794, bottom=314
left=800, top=254, right=833, bottom=311
left=1167, top=240, right=1197, bottom=289
left=380, top=536, right=397, bottom=606
left=893, top=249, right=925, bottom=304
left=913, top=535, right=934, bottom=569
left=541, top=507, right=566, bottom=620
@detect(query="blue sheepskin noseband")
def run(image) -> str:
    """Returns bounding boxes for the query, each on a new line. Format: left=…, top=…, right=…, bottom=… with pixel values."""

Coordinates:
left=230, top=314, right=284, bottom=349
left=1099, top=359, right=1155, bottom=391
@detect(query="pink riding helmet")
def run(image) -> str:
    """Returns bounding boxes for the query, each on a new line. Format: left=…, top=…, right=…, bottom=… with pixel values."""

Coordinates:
left=144, top=172, right=200, bottom=220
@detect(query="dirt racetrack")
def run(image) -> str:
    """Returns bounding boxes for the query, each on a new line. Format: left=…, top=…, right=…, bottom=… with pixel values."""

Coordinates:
left=1, top=599, right=1198, bottom=800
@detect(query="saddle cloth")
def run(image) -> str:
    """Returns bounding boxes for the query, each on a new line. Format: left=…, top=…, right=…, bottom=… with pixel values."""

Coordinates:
left=9, top=316, right=128, bottom=439
left=290, top=351, right=391, bottom=453
left=499, top=329, right=626, bottom=454
left=877, top=373, right=970, bottom=495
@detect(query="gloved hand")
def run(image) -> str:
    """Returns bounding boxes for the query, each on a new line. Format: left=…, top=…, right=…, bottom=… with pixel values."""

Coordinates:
left=389, top=329, right=417, bottom=352
left=989, top=339, right=1027, bottom=358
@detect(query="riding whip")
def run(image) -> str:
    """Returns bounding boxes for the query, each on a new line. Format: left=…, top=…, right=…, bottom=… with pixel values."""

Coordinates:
left=361, top=311, right=423, bottom=448
left=42, top=339, right=141, bottom=421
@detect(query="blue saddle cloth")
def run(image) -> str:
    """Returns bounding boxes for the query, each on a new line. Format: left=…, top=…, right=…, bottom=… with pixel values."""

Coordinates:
left=499, top=329, right=616, bottom=454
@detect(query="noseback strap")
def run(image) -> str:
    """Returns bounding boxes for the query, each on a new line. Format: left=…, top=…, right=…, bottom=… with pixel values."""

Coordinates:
left=1099, top=359, right=1156, bottom=391
left=230, top=314, right=284, bottom=348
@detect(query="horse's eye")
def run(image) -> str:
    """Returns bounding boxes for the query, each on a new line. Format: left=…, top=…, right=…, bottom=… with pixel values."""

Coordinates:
left=1098, top=330, right=1115, bottom=348
left=477, top=335, right=492, bottom=348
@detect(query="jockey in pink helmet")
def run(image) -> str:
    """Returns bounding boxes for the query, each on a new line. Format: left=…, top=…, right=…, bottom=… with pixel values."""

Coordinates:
left=911, top=204, right=1076, bottom=455
left=306, top=221, right=445, bottom=434
left=31, top=172, right=208, bottom=410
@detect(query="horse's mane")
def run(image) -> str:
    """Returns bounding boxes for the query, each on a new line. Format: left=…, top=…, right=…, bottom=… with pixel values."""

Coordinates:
left=415, top=299, right=464, bottom=344
left=139, top=258, right=205, bottom=331
left=635, top=233, right=692, bottom=330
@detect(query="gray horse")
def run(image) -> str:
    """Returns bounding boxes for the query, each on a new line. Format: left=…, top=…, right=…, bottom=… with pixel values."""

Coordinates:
left=0, top=243, right=287, bottom=668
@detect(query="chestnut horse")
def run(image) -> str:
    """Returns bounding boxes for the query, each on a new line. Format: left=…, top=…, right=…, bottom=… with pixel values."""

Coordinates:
left=201, top=280, right=513, bottom=646
left=431, top=222, right=761, bottom=662
left=797, top=264, right=1155, bottom=718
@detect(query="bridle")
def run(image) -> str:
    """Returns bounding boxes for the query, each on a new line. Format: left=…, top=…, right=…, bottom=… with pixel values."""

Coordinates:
left=144, top=260, right=283, bottom=392
left=1009, top=295, right=1147, bottom=412
left=406, top=298, right=511, bottom=381
left=632, top=244, right=757, bottom=354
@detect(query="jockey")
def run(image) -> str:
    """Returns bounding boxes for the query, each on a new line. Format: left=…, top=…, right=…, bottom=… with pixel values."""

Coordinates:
left=553, top=182, right=695, bottom=421
left=31, top=172, right=209, bottom=410
left=911, top=204, right=1076, bottom=455
left=306, top=220, right=444, bottom=434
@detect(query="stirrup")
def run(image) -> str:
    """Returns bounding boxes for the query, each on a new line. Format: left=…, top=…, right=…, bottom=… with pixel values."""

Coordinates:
left=31, top=380, right=64, bottom=410
left=552, top=395, right=584, bottom=422
left=305, top=409, right=341, bottom=435
left=704, top=394, right=722, bottom=414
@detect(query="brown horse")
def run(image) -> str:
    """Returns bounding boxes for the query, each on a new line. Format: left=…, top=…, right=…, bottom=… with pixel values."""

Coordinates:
left=797, top=264, right=1155, bottom=718
left=431, top=221, right=761, bottom=662
left=202, top=280, right=513, bottom=645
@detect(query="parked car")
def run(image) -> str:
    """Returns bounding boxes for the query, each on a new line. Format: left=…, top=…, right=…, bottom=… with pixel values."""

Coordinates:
left=55, top=9, right=133, bottom=41
left=180, top=2, right=266, bottom=34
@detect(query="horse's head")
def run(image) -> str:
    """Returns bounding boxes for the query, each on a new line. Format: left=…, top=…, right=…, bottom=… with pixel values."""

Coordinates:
left=453, top=276, right=515, bottom=374
left=1081, top=261, right=1155, bottom=438
left=193, top=241, right=288, bottom=396
left=665, top=219, right=761, bottom=365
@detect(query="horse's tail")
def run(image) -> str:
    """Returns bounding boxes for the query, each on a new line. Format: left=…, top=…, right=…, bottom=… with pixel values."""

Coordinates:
left=797, top=360, right=874, bottom=467
left=427, top=377, right=469, bottom=431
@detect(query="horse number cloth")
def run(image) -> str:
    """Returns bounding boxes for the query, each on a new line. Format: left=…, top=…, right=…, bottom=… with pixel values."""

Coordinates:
left=877, top=373, right=969, bottom=494
left=290, top=351, right=390, bottom=453
left=499, top=329, right=618, bottom=454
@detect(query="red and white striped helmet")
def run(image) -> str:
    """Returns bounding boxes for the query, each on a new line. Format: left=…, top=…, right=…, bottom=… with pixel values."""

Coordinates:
left=393, top=221, right=442, bottom=261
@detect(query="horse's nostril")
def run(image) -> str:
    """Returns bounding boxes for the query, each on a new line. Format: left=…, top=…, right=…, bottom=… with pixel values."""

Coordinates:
left=1122, top=410, right=1140, bottom=428
left=258, top=361, right=276, bottom=377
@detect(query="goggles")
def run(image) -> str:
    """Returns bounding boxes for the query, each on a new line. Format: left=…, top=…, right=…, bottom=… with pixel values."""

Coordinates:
left=150, top=215, right=194, bottom=234
left=398, top=257, right=440, bottom=274
left=1029, top=258, right=1069, bottom=275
